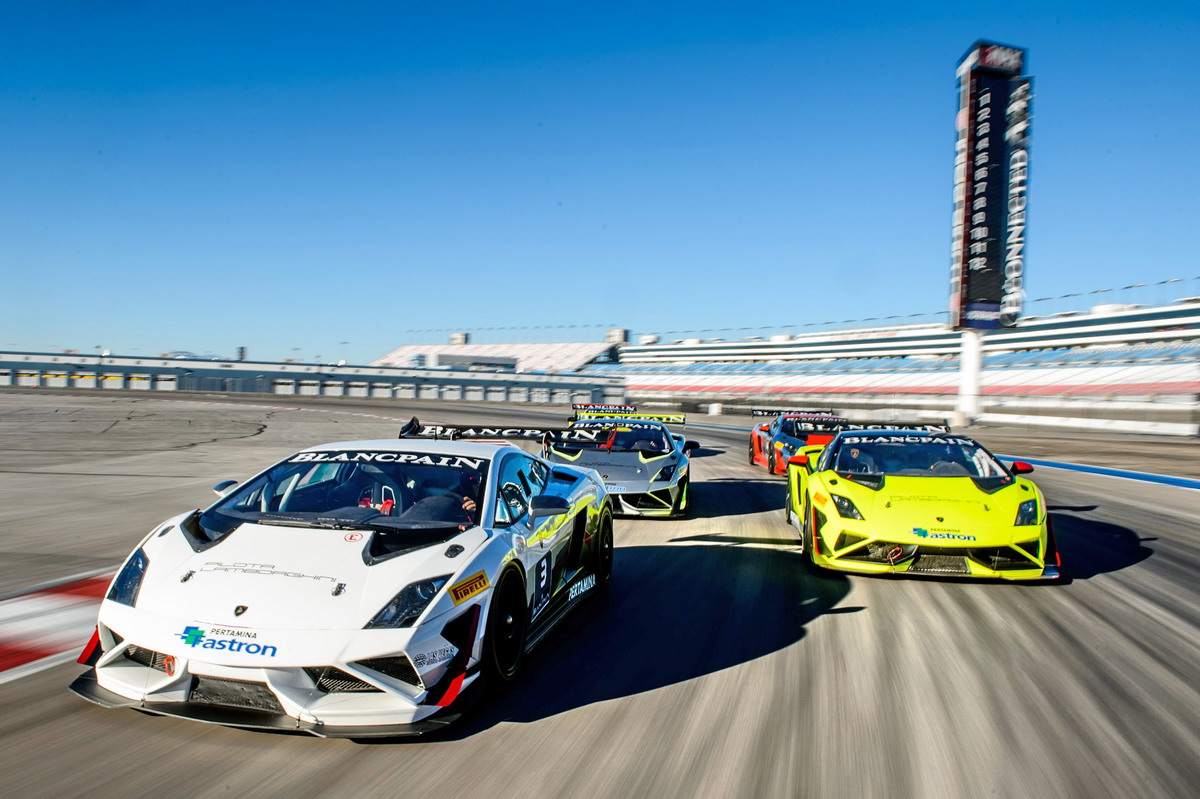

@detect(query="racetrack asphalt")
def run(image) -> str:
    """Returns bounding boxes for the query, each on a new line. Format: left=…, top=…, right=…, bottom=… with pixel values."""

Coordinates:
left=0, top=392, right=1196, bottom=798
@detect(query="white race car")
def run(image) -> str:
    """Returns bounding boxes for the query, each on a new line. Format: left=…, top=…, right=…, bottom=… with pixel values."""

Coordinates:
left=546, top=412, right=697, bottom=518
left=70, top=422, right=614, bottom=737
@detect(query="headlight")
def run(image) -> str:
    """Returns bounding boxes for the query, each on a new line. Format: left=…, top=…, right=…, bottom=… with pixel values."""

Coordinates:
left=830, top=494, right=864, bottom=520
left=655, top=464, right=677, bottom=482
left=107, top=548, right=149, bottom=607
left=1014, top=499, right=1039, bottom=526
left=365, top=575, right=453, bottom=629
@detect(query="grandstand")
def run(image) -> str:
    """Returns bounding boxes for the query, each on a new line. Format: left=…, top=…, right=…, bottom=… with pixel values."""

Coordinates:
left=584, top=342, right=1199, bottom=401
left=576, top=298, right=1199, bottom=432
left=615, top=299, right=1200, bottom=364
left=368, top=299, right=1199, bottom=406
left=570, top=302, right=1199, bottom=428
left=368, top=297, right=1195, bottom=431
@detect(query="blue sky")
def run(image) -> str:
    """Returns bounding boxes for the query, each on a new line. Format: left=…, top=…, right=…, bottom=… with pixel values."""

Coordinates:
left=2, top=2, right=1197, bottom=363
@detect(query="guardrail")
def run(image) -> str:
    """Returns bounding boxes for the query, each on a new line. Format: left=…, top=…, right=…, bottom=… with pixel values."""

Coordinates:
left=0, top=352, right=627, bottom=406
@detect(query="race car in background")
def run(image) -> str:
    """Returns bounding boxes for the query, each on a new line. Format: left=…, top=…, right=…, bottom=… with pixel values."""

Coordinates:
left=783, top=425, right=1061, bottom=580
left=70, top=422, right=615, bottom=737
left=572, top=404, right=686, bottom=425
left=748, top=409, right=847, bottom=474
left=545, top=413, right=697, bottom=518
left=571, top=402, right=638, bottom=417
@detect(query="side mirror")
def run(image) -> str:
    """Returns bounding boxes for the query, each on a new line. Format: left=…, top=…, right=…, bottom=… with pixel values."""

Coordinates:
left=530, top=494, right=570, bottom=519
left=683, top=440, right=700, bottom=452
left=212, top=479, right=238, bottom=496
left=1010, top=461, right=1035, bottom=475
left=757, top=424, right=770, bottom=432
left=782, top=451, right=811, bottom=470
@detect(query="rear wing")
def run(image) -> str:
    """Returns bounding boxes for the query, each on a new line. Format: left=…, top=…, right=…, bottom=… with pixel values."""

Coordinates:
left=750, top=408, right=839, bottom=417
left=572, top=403, right=637, bottom=413
left=791, top=420, right=951, bottom=434
left=397, top=417, right=606, bottom=444
left=571, top=411, right=687, bottom=424
left=571, top=420, right=667, bottom=432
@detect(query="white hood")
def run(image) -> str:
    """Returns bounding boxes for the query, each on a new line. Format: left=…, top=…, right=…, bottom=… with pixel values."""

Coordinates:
left=139, top=522, right=485, bottom=631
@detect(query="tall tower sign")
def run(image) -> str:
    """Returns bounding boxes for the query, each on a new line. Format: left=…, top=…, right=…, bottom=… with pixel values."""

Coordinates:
left=949, top=41, right=1033, bottom=329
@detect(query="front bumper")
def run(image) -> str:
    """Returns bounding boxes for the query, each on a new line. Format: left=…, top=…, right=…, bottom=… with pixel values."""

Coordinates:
left=73, top=601, right=485, bottom=735
left=69, top=670, right=463, bottom=737
left=605, top=480, right=685, bottom=517
left=809, top=518, right=1058, bottom=580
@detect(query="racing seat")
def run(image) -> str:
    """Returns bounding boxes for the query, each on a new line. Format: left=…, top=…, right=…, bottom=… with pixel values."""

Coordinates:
left=328, top=466, right=410, bottom=514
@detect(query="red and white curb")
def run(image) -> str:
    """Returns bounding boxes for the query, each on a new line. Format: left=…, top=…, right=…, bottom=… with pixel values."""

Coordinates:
left=0, top=570, right=113, bottom=685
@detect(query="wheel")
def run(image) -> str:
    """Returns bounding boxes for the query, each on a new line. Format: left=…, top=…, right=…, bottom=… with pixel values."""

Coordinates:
left=670, top=477, right=689, bottom=518
left=593, top=515, right=614, bottom=589
left=483, top=568, right=528, bottom=684
left=748, top=440, right=757, bottom=466
left=768, top=448, right=777, bottom=474
left=784, top=486, right=793, bottom=524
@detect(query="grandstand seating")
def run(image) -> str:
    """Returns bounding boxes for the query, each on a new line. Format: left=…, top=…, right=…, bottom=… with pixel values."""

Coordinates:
left=580, top=343, right=1199, bottom=399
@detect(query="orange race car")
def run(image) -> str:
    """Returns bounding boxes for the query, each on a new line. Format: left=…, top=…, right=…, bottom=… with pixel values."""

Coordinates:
left=747, top=409, right=846, bottom=475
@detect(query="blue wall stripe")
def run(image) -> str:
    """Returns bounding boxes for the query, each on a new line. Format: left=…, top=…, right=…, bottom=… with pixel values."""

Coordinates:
left=686, top=421, right=1200, bottom=490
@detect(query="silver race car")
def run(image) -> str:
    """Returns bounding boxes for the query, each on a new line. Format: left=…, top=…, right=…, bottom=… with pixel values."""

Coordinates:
left=70, top=421, right=614, bottom=737
left=544, top=412, right=698, bottom=518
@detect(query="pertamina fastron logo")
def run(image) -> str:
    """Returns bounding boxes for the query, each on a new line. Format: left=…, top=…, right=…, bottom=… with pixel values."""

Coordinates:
left=448, top=571, right=490, bottom=605
left=912, top=528, right=977, bottom=542
left=569, top=574, right=596, bottom=601
left=176, top=625, right=279, bottom=656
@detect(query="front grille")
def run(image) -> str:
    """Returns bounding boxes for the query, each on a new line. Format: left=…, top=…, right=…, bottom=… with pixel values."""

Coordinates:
left=907, top=553, right=970, bottom=575
left=969, top=546, right=1040, bottom=571
left=124, top=645, right=169, bottom=672
left=833, top=532, right=868, bottom=552
left=840, top=541, right=918, bottom=564
left=303, top=667, right=382, bottom=693
left=190, top=676, right=285, bottom=713
left=630, top=489, right=672, bottom=510
left=356, top=656, right=422, bottom=687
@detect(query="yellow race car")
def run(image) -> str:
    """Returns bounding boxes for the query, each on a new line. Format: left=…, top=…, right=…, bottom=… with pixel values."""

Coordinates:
left=784, top=427, right=1061, bottom=580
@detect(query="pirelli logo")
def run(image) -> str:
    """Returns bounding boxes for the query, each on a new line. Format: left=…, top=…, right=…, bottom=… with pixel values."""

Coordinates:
left=449, top=571, right=490, bottom=605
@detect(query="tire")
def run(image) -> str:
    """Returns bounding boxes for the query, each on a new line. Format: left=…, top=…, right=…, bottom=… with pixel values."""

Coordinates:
left=483, top=568, right=528, bottom=685
left=594, top=515, right=614, bottom=590
left=748, top=440, right=757, bottom=466
left=768, top=449, right=777, bottom=474
left=784, top=486, right=793, bottom=525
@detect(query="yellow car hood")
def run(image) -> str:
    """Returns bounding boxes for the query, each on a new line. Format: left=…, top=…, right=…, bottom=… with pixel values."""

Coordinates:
left=821, top=475, right=1038, bottom=545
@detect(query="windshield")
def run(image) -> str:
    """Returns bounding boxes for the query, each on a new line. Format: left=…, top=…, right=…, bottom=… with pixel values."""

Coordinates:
left=779, top=416, right=843, bottom=437
left=204, top=451, right=489, bottom=530
left=566, top=423, right=672, bottom=453
left=829, top=435, right=1006, bottom=477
